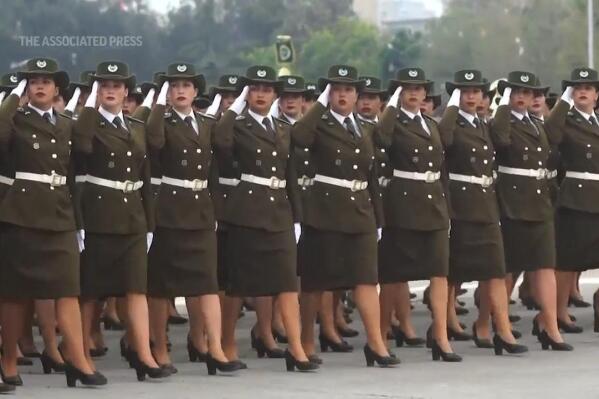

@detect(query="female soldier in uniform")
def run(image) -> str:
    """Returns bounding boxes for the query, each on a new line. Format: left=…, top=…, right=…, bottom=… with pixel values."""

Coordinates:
left=74, top=61, right=171, bottom=381
left=0, top=58, right=106, bottom=388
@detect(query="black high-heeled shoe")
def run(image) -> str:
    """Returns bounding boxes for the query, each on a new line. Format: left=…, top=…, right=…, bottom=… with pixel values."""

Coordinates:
left=160, top=363, right=178, bottom=374
left=557, top=318, right=583, bottom=334
left=409, top=292, right=417, bottom=299
left=167, top=315, right=188, bottom=325
left=337, top=326, right=359, bottom=338
left=40, top=351, right=66, bottom=374
left=187, top=335, right=208, bottom=363
left=0, top=383, right=14, bottom=394
left=394, top=328, right=425, bottom=347
left=538, top=331, right=574, bottom=351
left=532, top=317, right=540, bottom=337
left=307, top=354, right=323, bottom=365
left=0, top=366, right=22, bottom=386
left=90, top=347, right=108, bottom=358
left=272, top=328, right=289, bottom=343
left=254, top=337, right=285, bottom=359
left=521, top=296, right=540, bottom=310
left=319, top=335, right=353, bottom=353
left=492, top=335, right=528, bottom=356
left=568, top=296, right=591, bottom=308
left=431, top=341, right=462, bottom=362
left=129, top=352, right=171, bottom=381
left=472, top=324, right=493, bottom=349
left=426, top=326, right=433, bottom=349
left=363, top=345, right=400, bottom=367
left=16, top=357, right=32, bottom=366
left=455, top=306, right=469, bottom=316
left=593, top=291, right=599, bottom=333
left=64, top=362, right=107, bottom=388
left=285, top=350, right=320, bottom=372
left=508, top=314, right=521, bottom=323
left=447, top=327, right=472, bottom=341
left=102, top=315, right=124, bottom=331
left=206, top=354, right=242, bottom=375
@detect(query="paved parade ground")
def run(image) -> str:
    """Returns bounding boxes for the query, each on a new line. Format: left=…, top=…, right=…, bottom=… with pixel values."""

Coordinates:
left=14, top=272, right=599, bottom=399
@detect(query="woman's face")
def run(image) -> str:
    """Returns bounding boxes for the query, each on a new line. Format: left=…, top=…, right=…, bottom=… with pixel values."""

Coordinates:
left=509, top=87, right=533, bottom=113
left=572, top=84, right=599, bottom=110
left=247, top=84, right=276, bottom=115
left=460, top=88, right=483, bottom=114
left=98, top=80, right=128, bottom=110
left=26, top=75, right=58, bottom=109
left=168, top=79, right=198, bottom=110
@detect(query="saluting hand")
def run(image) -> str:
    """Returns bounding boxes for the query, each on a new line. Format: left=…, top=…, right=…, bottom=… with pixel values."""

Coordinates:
left=499, top=87, right=511, bottom=106
left=65, top=87, right=81, bottom=114
left=76, top=229, right=85, bottom=253
left=561, top=86, right=574, bottom=106
left=142, top=88, right=156, bottom=109
left=317, top=83, right=331, bottom=107
left=146, top=232, right=154, bottom=253
left=156, top=81, right=169, bottom=106
left=447, top=88, right=461, bottom=108
left=0, top=91, right=6, bottom=105
left=229, top=85, right=249, bottom=115
left=85, top=81, right=99, bottom=108
left=11, top=79, right=27, bottom=98
left=269, top=98, right=280, bottom=118
left=205, top=93, right=222, bottom=117
left=388, top=86, right=402, bottom=109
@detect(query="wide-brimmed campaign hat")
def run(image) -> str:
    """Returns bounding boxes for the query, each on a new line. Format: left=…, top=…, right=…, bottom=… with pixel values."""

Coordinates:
left=532, top=76, right=550, bottom=96
left=497, top=71, right=539, bottom=95
left=561, top=67, right=599, bottom=91
left=278, top=75, right=308, bottom=94
left=318, top=65, right=366, bottom=92
left=426, top=90, right=442, bottom=109
left=0, top=73, right=19, bottom=92
left=159, top=62, right=206, bottom=94
left=91, top=61, right=136, bottom=91
left=545, top=92, right=559, bottom=109
left=140, top=72, right=164, bottom=96
left=208, top=74, right=242, bottom=100
left=388, top=67, right=434, bottom=94
left=359, top=76, right=388, bottom=100
left=17, top=57, right=69, bottom=89
left=446, top=69, right=489, bottom=95
left=238, top=65, right=284, bottom=93
left=304, top=82, right=319, bottom=101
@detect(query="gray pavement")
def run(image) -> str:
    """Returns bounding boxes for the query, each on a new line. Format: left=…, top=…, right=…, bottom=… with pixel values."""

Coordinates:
left=12, top=274, right=599, bottom=398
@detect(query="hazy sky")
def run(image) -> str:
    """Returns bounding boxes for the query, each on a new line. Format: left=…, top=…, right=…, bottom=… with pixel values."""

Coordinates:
left=147, top=0, right=444, bottom=17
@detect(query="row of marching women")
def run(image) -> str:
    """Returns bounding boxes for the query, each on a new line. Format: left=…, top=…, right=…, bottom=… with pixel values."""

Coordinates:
left=1, top=56, right=599, bottom=392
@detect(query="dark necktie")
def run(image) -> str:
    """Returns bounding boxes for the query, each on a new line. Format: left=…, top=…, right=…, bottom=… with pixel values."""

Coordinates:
left=413, top=115, right=422, bottom=124
left=43, top=112, right=53, bottom=125
left=590, top=116, right=598, bottom=127
left=344, top=117, right=359, bottom=138
left=473, top=117, right=480, bottom=128
left=184, top=116, right=196, bottom=133
left=262, top=118, right=276, bottom=138
left=113, top=116, right=124, bottom=130
left=522, top=116, right=539, bottom=135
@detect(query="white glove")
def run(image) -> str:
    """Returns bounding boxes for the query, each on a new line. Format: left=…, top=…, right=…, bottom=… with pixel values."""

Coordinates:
left=294, top=223, right=302, bottom=244
left=561, top=86, right=574, bottom=106
left=156, top=81, right=169, bottom=106
left=11, top=79, right=27, bottom=98
left=447, top=87, right=461, bottom=108
left=141, top=88, right=155, bottom=109
left=215, top=221, right=218, bottom=231
left=269, top=98, right=280, bottom=118
left=76, top=230, right=85, bottom=253
left=146, top=232, right=154, bottom=253
left=499, top=87, right=511, bottom=106
left=317, top=84, right=331, bottom=107
left=0, top=92, right=6, bottom=105
left=205, top=93, right=222, bottom=116
left=65, top=87, right=81, bottom=114
left=229, top=86, right=249, bottom=115
left=388, top=86, right=402, bottom=109
left=377, top=228, right=382, bottom=242
left=85, top=81, right=99, bottom=108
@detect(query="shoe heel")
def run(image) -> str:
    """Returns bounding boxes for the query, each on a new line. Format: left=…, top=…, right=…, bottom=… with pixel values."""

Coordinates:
left=41, top=357, right=52, bottom=374
left=494, top=345, right=503, bottom=356
left=431, top=346, right=440, bottom=361
left=207, top=364, right=216, bottom=376
left=285, top=357, right=295, bottom=372
left=66, top=373, right=76, bottom=388
left=188, top=348, right=197, bottom=362
left=256, top=347, right=265, bottom=358
left=395, top=335, right=404, bottom=348
left=136, top=369, right=146, bottom=381
left=319, top=340, right=328, bottom=353
left=541, top=342, right=549, bottom=350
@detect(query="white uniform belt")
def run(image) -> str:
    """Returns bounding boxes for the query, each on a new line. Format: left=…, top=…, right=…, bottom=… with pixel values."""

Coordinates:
left=75, top=175, right=86, bottom=183
left=0, top=175, right=14, bottom=185
left=162, top=176, right=208, bottom=191
left=314, top=174, right=368, bottom=191
left=218, top=177, right=240, bottom=187
left=449, top=173, right=494, bottom=187
left=378, top=176, right=391, bottom=188
left=497, top=166, right=548, bottom=179
left=393, top=169, right=441, bottom=183
left=150, top=177, right=162, bottom=186
left=547, top=170, right=558, bottom=179
left=298, top=175, right=314, bottom=187
left=565, top=171, right=599, bottom=181
left=15, top=172, right=66, bottom=186
left=240, top=174, right=286, bottom=189
left=85, top=175, right=143, bottom=193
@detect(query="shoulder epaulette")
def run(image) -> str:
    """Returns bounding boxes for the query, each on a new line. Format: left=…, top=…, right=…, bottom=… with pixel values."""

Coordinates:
left=125, top=116, right=144, bottom=124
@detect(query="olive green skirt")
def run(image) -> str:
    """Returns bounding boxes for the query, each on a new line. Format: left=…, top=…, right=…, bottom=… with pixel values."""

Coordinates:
left=501, top=218, right=556, bottom=273
left=556, top=208, right=599, bottom=271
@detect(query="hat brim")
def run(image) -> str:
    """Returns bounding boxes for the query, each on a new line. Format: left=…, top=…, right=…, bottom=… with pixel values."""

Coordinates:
left=140, top=82, right=158, bottom=96
left=193, top=97, right=211, bottom=109
left=238, top=77, right=284, bottom=94
left=0, top=85, right=16, bottom=92
left=497, top=79, right=540, bottom=95
left=445, top=81, right=490, bottom=95
left=533, top=86, right=550, bottom=96
left=360, top=88, right=389, bottom=100
left=17, top=70, right=69, bottom=90
left=159, top=74, right=206, bottom=95
left=561, top=79, right=599, bottom=91
left=208, top=86, right=241, bottom=101
left=281, top=88, right=309, bottom=95
left=388, top=79, right=434, bottom=95
left=317, top=77, right=366, bottom=92
left=91, top=74, right=136, bottom=91
left=427, top=94, right=442, bottom=109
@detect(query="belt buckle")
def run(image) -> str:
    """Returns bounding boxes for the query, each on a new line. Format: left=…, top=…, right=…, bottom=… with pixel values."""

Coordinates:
left=351, top=180, right=364, bottom=192
left=536, top=169, right=547, bottom=180
left=191, top=179, right=203, bottom=191
left=481, top=175, right=492, bottom=188
left=424, top=171, right=436, bottom=183
left=123, top=180, right=135, bottom=193
left=50, top=173, right=63, bottom=187
left=269, top=177, right=281, bottom=189
left=380, top=177, right=390, bottom=188
left=299, top=176, right=311, bottom=188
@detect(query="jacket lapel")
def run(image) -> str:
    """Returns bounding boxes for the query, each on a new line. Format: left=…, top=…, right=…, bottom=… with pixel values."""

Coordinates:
left=98, top=113, right=129, bottom=142
left=569, top=109, right=599, bottom=137
left=323, top=110, right=355, bottom=145
left=23, top=105, right=59, bottom=140
left=398, top=110, right=430, bottom=140
left=244, top=111, right=275, bottom=144
left=171, top=112, right=202, bottom=145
